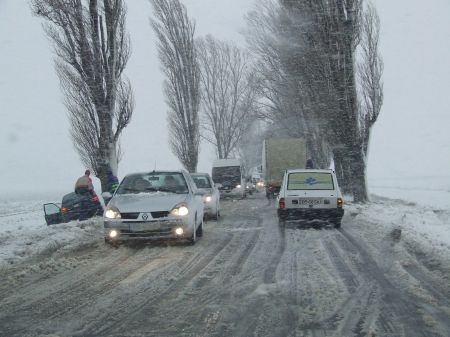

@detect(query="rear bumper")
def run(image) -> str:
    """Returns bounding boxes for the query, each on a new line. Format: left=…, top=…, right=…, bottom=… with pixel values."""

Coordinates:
left=219, top=189, right=244, bottom=198
left=277, top=208, right=344, bottom=221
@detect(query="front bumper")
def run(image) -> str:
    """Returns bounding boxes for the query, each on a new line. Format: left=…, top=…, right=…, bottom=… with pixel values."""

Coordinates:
left=277, top=208, right=344, bottom=221
left=219, top=188, right=244, bottom=198
left=104, top=218, right=191, bottom=241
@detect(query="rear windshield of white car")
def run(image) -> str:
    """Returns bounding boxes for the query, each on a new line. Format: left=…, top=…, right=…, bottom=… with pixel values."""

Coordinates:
left=287, top=172, right=335, bottom=190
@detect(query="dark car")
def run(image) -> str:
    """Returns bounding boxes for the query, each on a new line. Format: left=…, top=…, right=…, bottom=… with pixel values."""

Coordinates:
left=43, top=192, right=103, bottom=225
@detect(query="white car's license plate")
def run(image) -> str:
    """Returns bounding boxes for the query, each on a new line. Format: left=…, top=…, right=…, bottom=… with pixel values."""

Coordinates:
left=131, top=222, right=160, bottom=232
left=299, top=199, right=321, bottom=205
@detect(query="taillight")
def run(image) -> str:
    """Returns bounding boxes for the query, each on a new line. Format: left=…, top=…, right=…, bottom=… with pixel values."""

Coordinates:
left=279, top=198, right=285, bottom=209
left=337, top=198, right=343, bottom=208
left=61, top=207, right=69, bottom=214
left=92, top=196, right=99, bottom=203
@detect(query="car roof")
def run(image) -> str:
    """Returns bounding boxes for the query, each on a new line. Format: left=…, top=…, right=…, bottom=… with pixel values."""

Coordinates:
left=124, top=170, right=187, bottom=177
left=190, top=172, right=211, bottom=177
left=286, top=169, right=335, bottom=174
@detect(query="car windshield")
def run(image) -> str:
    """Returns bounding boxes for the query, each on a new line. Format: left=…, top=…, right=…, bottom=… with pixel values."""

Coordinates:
left=287, top=172, right=335, bottom=190
left=116, top=172, right=189, bottom=194
left=212, top=166, right=241, bottom=186
left=192, top=175, right=212, bottom=189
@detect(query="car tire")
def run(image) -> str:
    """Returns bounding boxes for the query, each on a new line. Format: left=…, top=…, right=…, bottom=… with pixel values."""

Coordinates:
left=188, top=222, right=197, bottom=245
left=213, top=204, right=220, bottom=220
left=333, top=218, right=342, bottom=229
left=196, top=219, right=204, bottom=237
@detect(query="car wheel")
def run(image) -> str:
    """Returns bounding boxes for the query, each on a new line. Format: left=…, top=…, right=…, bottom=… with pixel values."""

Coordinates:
left=333, top=218, right=342, bottom=229
left=188, top=221, right=197, bottom=245
left=213, top=204, right=220, bottom=220
left=196, top=219, right=203, bottom=237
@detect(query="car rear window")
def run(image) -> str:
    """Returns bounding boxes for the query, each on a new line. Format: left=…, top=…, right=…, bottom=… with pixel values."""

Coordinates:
left=287, top=172, right=335, bottom=190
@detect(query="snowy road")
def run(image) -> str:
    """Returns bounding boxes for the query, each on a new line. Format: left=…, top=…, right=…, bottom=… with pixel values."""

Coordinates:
left=0, top=194, right=449, bottom=337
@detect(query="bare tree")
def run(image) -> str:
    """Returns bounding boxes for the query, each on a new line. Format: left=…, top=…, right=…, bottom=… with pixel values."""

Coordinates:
left=31, top=0, right=134, bottom=191
left=197, top=36, right=259, bottom=159
left=150, top=0, right=200, bottom=172
left=247, top=0, right=384, bottom=202
left=358, top=2, right=384, bottom=158
left=246, top=0, right=332, bottom=169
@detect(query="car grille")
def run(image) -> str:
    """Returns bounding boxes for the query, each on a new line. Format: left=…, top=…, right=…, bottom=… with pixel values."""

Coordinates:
left=151, top=211, right=169, bottom=218
left=120, top=211, right=170, bottom=220
left=121, top=212, right=140, bottom=219
left=121, top=229, right=173, bottom=237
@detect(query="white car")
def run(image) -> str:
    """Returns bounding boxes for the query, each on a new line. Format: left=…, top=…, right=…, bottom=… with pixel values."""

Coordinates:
left=103, top=170, right=205, bottom=245
left=190, top=173, right=221, bottom=220
left=277, top=169, right=344, bottom=228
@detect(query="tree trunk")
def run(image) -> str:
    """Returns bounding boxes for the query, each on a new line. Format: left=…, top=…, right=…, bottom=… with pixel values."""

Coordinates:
left=349, top=146, right=368, bottom=202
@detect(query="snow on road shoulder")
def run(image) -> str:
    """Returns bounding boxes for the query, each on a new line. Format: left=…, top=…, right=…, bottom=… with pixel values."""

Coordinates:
left=0, top=199, right=103, bottom=270
left=346, top=195, right=450, bottom=266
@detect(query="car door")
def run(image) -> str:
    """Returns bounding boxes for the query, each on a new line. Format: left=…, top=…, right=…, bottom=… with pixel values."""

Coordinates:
left=186, top=173, right=204, bottom=222
left=210, top=175, right=220, bottom=204
left=43, top=203, right=62, bottom=225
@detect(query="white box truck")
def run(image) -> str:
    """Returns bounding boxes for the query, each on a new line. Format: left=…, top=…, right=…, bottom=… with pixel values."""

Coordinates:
left=262, top=138, right=307, bottom=199
left=212, top=158, right=246, bottom=198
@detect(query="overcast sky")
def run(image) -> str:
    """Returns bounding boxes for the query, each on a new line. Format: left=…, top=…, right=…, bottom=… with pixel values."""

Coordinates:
left=0, top=0, right=449, bottom=198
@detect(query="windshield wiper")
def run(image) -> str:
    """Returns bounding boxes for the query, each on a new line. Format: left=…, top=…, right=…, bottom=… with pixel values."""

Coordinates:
left=157, top=187, right=182, bottom=194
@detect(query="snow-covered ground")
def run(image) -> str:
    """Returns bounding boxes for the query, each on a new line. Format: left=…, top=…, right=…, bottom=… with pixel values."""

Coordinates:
left=0, top=183, right=449, bottom=272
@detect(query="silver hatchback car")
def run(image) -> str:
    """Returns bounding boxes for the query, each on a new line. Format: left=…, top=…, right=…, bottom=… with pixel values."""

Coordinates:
left=103, top=170, right=205, bottom=245
left=190, top=172, right=221, bottom=220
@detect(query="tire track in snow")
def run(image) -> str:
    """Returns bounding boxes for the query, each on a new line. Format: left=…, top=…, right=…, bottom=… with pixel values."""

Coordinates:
left=79, top=233, right=234, bottom=336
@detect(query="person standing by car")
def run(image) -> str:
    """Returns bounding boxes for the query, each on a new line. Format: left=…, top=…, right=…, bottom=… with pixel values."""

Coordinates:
left=306, top=158, right=315, bottom=169
left=75, top=169, right=94, bottom=195
left=74, top=169, right=96, bottom=220
left=106, top=169, right=119, bottom=194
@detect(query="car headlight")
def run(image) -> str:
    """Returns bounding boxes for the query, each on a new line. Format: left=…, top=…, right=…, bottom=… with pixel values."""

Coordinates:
left=204, top=195, right=212, bottom=203
left=170, top=204, right=189, bottom=216
left=104, top=206, right=121, bottom=219
left=236, top=184, right=242, bottom=189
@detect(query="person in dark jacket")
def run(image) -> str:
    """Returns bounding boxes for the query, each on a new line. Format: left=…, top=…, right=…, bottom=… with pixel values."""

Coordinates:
left=306, top=158, right=314, bottom=169
left=106, top=169, right=119, bottom=194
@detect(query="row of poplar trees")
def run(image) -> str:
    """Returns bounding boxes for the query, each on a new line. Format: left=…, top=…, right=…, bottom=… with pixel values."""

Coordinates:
left=32, top=0, right=382, bottom=203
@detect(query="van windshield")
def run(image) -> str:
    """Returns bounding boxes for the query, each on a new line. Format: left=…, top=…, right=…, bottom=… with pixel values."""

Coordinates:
left=212, top=166, right=241, bottom=186
left=287, top=172, right=334, bottom=190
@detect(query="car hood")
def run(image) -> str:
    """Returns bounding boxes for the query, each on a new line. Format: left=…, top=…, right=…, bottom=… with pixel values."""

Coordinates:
left=109, top=192, right=188, bottom=212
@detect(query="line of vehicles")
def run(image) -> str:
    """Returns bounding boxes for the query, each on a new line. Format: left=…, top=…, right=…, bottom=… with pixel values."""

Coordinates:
left=43, top=137, right=344, bottom=245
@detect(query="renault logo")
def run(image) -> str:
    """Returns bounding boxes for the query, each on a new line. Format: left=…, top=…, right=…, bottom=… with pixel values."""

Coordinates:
left=142, top=213, right=149, bottom=220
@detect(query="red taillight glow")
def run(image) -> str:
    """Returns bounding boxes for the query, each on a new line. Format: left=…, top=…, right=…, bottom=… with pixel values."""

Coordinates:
left=337, top=198, right=343, bottom=207
left=279, top=198, right=285, bottom=209
left=61, top=207, right=69, bottom=214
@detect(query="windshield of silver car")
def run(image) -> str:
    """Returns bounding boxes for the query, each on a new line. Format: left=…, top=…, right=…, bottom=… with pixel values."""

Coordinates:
left=116, top=172, right=189, bottom=194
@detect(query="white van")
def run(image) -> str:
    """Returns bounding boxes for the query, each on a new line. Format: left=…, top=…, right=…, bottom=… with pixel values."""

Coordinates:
left=277, top=169, right=344, bottom=228
left=212, top=159, right=246, bottom=198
